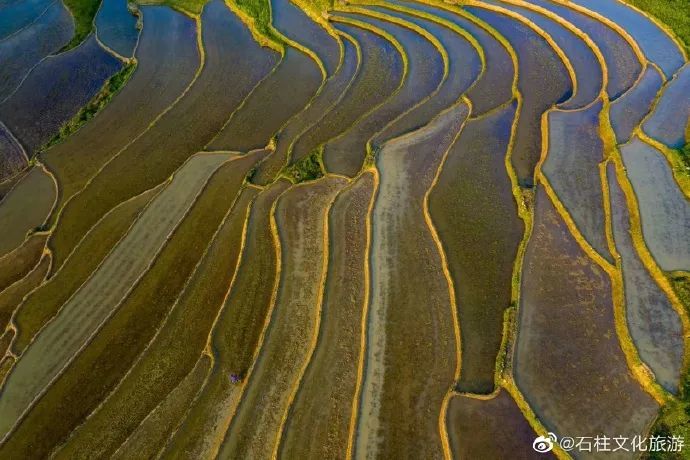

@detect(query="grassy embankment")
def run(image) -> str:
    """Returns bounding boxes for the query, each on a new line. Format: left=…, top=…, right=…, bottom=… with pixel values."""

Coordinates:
left=60, top=0, right=103, bottom=52
left=43, top=62, right=137, bottom=151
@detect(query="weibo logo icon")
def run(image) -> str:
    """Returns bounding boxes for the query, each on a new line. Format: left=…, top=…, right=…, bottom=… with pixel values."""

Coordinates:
left=533, top=432, right=557, bottom=453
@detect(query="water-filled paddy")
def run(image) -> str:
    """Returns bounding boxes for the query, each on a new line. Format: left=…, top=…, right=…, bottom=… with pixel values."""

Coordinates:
left=621, top=136, right=690, bottom=271
left=393, top=0, right=514, bottom=115
left=280, top=172, right=375, bottom=460
left=49, top=0, right=278, bottom=265
left=0, top=123, right=26, bottom=181
left=271, top=0, right=340, bottom=75
left=569, top=0, right=685, bottom=78
left=610, top=65, right=663, bottom=144
left=492, top=0, right=603, bottom=109
left=0, top=35, right=122, bottom=156
left=324, top=11, right=444, bottom=176
left=516, top=186, right=658, bottom=442
left=468, top=5, right=572, bottom=186
left=529, top=0, right=642, bottom=100
left=429, top=102, right=522, bottom=394
left=541, top=100, right=612, bottom=262
left=292, top=20, right=403, bottom=165
left=57, top=183, right=259, bottom=459
left=0, top=153, right=228, bottom=440
left=0, top=0, right=73, bottom=101
left=257, top=33, right=358, bottom=182
left=447, top=391, right=556, bottom=459
left=607, top=162, right=684, bottom=393
left=357, top=103, right=468, bottom=459
left=642, top=64, right=690, bottom=149
left=0, top=0, right=55, bottom=40
left=365, top=4, right=482, bottom=139
left=207, top=46, right=322, bottom=152
left=95, top=0, right=139, bottom=58
left=0, top=153, right=262, bottom=459
left=165, top=180, right=289, bottom=459
left=221, top=176, right=347, bottom=459
left=43, top=6, right=200, bottom=214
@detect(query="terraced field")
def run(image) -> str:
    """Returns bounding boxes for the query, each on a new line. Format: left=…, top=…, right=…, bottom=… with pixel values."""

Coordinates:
left=1, top=0, right=689, bottom=458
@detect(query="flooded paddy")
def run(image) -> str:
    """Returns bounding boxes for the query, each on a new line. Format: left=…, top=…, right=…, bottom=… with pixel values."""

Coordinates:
left=642, top=64, right=690, bottom=149
left=0, top=123, right=26, bottom=181
left=607, top=162, right=684, bottom=393
left=257, top=33, right=358, bottom=182
left=493, top=0, right=603, bottom=109
left=516, top=186, right=658, bottom=445
left=280, top=172, right=375, bottom=460
left=56, top=184, right=259, bottom=459
left=0, top=166, right=55, bottom=257
left=0, top=152, right=262, bottom=459
left=43, top=6, right=200, bottom=214
left=95, top=0, right=139, bottom=58
left=569, top=0, right=685, bottom=78
left=429, top=103, right=522, bottom=394
left=207, top=46, right=322, bottom=152
left=324, top=11, right=444, bottom=176
left=529, top=0, right=642, bottom=100
left=541, top=100, right=612, bottom=262
left=395, top=0, right=515, bottom=115
left=468, top=5, right=572, bottom=186
left=163, top=180, right=289, bottom=459
left=357, top=103, right=468, bottom=459
left=447, top=391, right=556, bottom=460
left=271, top=0, right=340, bottom=75
left=621, top=136, right=690, bottom=271
left=365, top=4, right=481, bottom=140
left=48, top=0, right=278, bottom=265
left=1, top=0, right=688, bottom=455
left=0, top=153, right=228, bottom=440
left=610, top=65, right=664, bottom=144
left=292, top=21, right=403, bottom=164
left=0, top=0, right=55, bottom=39
left=221, top=176, right=347, bottom=459
left=0, top=0, right=73, bottom=101
left=0, top=35, right=122, bottom=156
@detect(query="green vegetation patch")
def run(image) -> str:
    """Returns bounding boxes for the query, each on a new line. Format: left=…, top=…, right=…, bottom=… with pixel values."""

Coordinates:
left=61, top=0, right=104, bottom=52
left=626, top=0, right=690, bottom=55
left=43, top=62, right=137, bottom=151
left=283, top=149, right=324, bottom=183
left=139, top=0, right=207, bottom=15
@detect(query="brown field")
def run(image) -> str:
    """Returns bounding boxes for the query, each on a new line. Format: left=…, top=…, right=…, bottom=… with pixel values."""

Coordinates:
left=220, top=176, right=347, bottom=458
left=162, top=180, right=289, bottom=459
left=111, top=355, right=212, bottom=459
left=280, top=171, right=375, bottom=459
left=0, top=152, right=262, bottom=459
left=0, top=255, right=50, bottom=333
left=446, top=390, right=555, bottom=460
left=12, top=185, right=161, bottom=352
left=0, top=234, right=47, bottom=293
left=356, top=103, right=467, bottom=459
